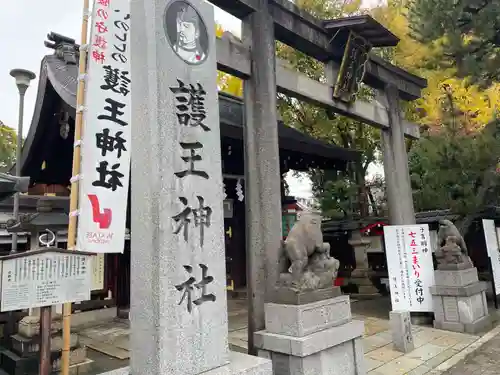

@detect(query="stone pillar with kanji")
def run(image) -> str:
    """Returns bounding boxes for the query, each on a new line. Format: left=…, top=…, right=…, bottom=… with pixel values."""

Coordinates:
left=100, top=0, right=273, bottom=374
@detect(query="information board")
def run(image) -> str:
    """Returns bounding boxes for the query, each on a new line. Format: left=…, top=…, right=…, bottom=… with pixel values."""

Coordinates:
left=0, top=252, right=92, bottom=312
left=384, top=224, right=435, bottom=312
left=91, top=254, right=105, bottom=291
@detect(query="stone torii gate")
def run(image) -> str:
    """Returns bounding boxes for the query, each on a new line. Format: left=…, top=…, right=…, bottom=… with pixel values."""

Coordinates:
left=208, top=0, right=426, bottom=353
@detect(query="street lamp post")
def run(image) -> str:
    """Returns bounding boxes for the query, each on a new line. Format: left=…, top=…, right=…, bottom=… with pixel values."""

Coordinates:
left=10, top=68, right=36, bottom=253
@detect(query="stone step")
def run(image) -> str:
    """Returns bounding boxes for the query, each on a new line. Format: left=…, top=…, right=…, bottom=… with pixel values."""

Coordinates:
left=229, top=289, right=247, bottom=300
left=0, top=345, right=87, bottom=375
left=116, top=308, right=129, bottom=320
left=67, top=359, right=94, bottom=375
left=10, top=333, right=79, bottom=358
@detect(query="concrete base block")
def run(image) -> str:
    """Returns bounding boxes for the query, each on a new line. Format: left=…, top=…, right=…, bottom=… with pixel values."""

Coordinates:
left=271, top=287, right=341, bottom=305
left=389, top=311, right=414, bottom=353
left=430, top=281, right=488, bottom=297
left=95, top=351, right=273, bottom=375
left=255, top=320, right=364, bottom=357
left=264, top=296, right=351, bottom=337
left=434, top=268, right=478, bottom=287
left=11, top=332, right=79, bottom=356
left=433, top=314, right=492, bottom=334
left=432, top=279, right=491, bottom=334
left=259, top=338, right=365, bottom=375
left=254, top=320, right=365, bottom=375
left=18, top=315, right=61, bottom=338
left=17, top=307, right=117, bottom=338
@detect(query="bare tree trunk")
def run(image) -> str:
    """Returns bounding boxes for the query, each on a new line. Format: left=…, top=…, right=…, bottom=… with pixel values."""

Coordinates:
left=367, top=186, right=379, bottom=216
left=355, top=162, right=369, bottom=217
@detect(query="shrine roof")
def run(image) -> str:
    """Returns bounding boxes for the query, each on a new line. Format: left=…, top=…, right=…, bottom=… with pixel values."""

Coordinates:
left=0, top=174, right=30, bottom=201
left=14, top=33, right=359, bottom=184
left=323, top=15, right=399, bottom=48
left=321, top=208, right=500, bottom=235
left=6, top=211, right=70, bottom=233
left=0, top=195, right=68, bottom=214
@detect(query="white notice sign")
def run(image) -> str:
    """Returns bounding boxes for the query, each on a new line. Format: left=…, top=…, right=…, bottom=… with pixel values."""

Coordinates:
left=384, top=225, right=435, bottom=312
left=0, top=252, right=92, bottom=312
left=482, top=219, right=500, bottom=294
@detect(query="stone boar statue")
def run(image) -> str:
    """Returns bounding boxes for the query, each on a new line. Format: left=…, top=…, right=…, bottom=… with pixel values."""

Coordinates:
left=281, top=212, right=336, bottom=289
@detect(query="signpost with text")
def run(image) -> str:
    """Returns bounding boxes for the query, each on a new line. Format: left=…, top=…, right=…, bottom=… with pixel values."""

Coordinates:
left=384, top=224, right=435, bottom=312
left=130, top=1, right=230, bottom=374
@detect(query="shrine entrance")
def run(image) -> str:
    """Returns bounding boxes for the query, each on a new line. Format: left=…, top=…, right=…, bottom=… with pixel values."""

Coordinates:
left=7, top=2, right=429, bottom=366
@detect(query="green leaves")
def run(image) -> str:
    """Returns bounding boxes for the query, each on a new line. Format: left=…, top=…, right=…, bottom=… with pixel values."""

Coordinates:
left=0, top=122, right=17, bottom=172
left=408, top=0, right=500, bottom=86
left=277, top=0, right=381, bottom=219
left=409, top=113, right=500, bottom=218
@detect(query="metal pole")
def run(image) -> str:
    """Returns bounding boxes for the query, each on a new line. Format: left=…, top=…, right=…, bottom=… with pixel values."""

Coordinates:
left=39, top=306, right=52, bottom=375
left=11, top=90, right=26, bottom=253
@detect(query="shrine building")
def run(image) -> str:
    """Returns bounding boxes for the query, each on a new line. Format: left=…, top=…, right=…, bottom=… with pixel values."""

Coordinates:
left=0, top=32, right=359, bottom=315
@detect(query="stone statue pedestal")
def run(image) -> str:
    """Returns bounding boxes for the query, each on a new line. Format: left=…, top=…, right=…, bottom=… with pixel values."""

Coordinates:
left=254, top=290, right=366, bottom=375
left=431, top=267, right=492, bottom=334
left=96, top=351, right=272, bottom=375
left=0, top=315, right=91, bottom=375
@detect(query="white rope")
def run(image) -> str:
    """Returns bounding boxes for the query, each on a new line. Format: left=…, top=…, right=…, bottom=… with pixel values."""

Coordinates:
left=70, top=174, right=82, bottom=183
left=69, top=210, right=79, bottom=217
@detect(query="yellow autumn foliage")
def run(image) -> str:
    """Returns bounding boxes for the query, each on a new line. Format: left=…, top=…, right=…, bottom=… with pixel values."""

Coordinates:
left=417, top=74, right=500, bottom=133
left=372, top=0, right=500, bottom=134
left=216, top=24, right=244, bottom=98
left=371, top=1, right=430, bottom=74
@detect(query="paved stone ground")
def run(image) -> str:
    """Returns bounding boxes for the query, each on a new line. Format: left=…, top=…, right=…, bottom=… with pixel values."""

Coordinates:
left=441, top=332, right=500, bottom=375
left=227, top=306, right=481, bottom=375
left=73, top=296, right=496, bottom=375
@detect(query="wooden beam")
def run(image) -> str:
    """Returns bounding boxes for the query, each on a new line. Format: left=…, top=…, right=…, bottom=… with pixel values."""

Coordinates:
left=216, top=36, right=420, bottom=139
left=209, top=0, right=427, bottom=101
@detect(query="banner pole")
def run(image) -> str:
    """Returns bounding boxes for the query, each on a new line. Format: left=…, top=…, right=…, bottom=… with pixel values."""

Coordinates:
left=61, top=0, right=90, bottom=373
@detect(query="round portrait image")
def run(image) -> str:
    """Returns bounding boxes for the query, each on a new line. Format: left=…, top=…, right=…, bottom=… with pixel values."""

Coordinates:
left=164, top=1, right=209, bottom=65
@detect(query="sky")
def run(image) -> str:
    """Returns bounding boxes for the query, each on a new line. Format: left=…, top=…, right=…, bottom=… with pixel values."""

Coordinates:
left=0, top=0, right=381, bottom=199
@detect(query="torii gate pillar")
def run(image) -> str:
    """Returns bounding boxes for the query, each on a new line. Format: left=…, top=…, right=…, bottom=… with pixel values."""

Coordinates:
left=380, top=85, right=416, bottom=225
left=242, top=0, right=283, bottom=356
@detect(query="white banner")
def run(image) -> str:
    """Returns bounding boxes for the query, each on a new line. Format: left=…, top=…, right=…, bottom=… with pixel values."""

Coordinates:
left=77, top=0, right=131, bottom=253
left=384, top=225, right=435, bottom=312
left=482, top=219, right=500, bottom=294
